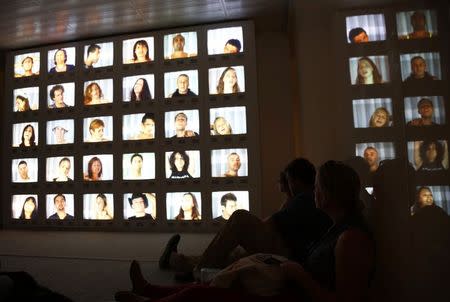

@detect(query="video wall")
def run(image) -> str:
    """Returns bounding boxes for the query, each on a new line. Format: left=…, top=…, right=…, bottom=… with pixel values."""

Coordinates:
left=343, top=8, right=450, bottom=215
left=3, top=21, right=260, bottom=231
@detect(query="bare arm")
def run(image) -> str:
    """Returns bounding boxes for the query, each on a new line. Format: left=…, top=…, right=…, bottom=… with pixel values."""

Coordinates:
left=281, top=229, right=374, bottom=302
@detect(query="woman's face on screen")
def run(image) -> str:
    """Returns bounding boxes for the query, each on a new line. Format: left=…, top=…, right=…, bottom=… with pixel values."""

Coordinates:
left=96, top=197, right=106, bottom=210
left=358, top=59, right=373, bottom=79
left=134, top=79, right=144, bottom=94
left=91, top=160, right=102, bottom=175
left=223, top=69, right=237, bottom=88
left=135, top=44, right=148, bottom=59
left=55, top=50, right=65, bottom=65
left=181, top=194, right=194, bottom=211
left=24, top=199, right=35, bottom=213
left=373, top=111, right=387, bottom=127
left=59, top=160, right=71, bottom=176
left=90, top=84, right=100, bottom=99
left=23, top=126, right=33, bottom=141
left=174, top=153, right=185, bottom=171
left=215, top=118, right=230, bottom=134
left=16, top=98, right=26, bottom=111
left=425, top=143, right=438, bottom=163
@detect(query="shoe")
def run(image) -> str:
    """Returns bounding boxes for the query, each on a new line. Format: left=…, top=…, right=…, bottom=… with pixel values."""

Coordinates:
left=158, top=234, right=181, bottom=270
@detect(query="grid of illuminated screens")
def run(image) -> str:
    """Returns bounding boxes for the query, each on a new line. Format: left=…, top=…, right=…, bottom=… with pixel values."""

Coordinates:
left=6, top=22, right=258, bottom=228
left=345, top=9, right=449, bottom=215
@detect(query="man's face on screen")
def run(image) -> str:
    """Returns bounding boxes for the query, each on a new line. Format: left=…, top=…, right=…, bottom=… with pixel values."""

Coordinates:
left=59, top=160, right=71, bottom=176
left=224, top=43, right=239, bottom=54
left=142, top=119, right=155, bottom=136
left=173, top=35, right=185, bottom=51
left=228, top=154, right=241, bottom=172
left=223, top=200, right=237, bottom=218
left=418, top=189, right=433, bottom=207
left=177, top=76, right=189, bottom=94
left=411, top=58, right=426, bottom=79
left=54, top=195, right=66, bottom=211
left=418, top=103, right=433, bottom=119
left=53, top=89, right=64, bottom=107
left=131, top=197, right=146, bottom=214
left=425, top=143, right=438, bottom=163
left=91, top=48, right=100, bottom=63
left=364, top=149, right=378, bottom=166
left=53, top=127, right=67, bottom=143
left=18, top=163, right=29, bottom=179
left=175, top=114, right=187, bottom=131
left=90, top=126, right=104, bottom=141
left=353, top=31, right=369, bottom=43
left=131, top=156, right=143, bottom=172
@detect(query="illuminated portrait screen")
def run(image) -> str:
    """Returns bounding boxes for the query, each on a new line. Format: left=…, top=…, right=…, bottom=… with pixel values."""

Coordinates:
left=83, top=193, right=114, bottom=220
left=211, top=148, right=248, bottom=177
left=46, top=194, right=75, bottom=220
left=123, top=113, right=156, bottom=140
left=47, top=82, right=75, bottom=108
left=345, top=14, right=386, bottom=43
left=47, top=47, right=76, bottom=73
left=83, top=79, right=113, bottom=106
left=164, top=70, right=199, bottom=98
left=404, top=96, right=446, bottom=126
left=83, top=42, right=114, bottom=68
left=396, top=10, right=438, bottom=39
left=123, top=153, right=156, bottom=180
left=407, top=140, right=449, bottom=172
left=165, top=150, right=201, bottom=179
left=12, top=122, right=39, bottom=148
left=209, top=106, right=247, bottom=135
left=164, top=110, right=200, bottom=138
left=46, top=119, right=75, bottom=145
left=11, top=195, right=38, bottom=220
left=46, top=156, right=75, bottom=182
left=207, top=26, right=244, bottom=55
left=14, top=52, right=40, bottom=77
left=166, top=192, right=202, bottom=221
left=13, top=87, right=39, bottom=112
left=82, top=154, right=114, bottom=181
left=211, top=191, right=249, bottom=221
left=208, top=66, right=245, bottom=95
left=164, top=32, right=198, bottom=60
left=83, top=116, right=113, bottom=143
left=123, top=37, right=155, bottom=63
left=122, top=74, right=155, bottom=102
left=349, top=55, right=390, bottom=85
left=12, top=158, right=38, bottom=183
left=123, top=193, right=156, bottom=220
left=352, top=98, right=393, bottom=128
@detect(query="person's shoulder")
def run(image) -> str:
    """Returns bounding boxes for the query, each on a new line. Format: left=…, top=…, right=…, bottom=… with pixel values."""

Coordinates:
left=48, top=213, right=58, bottom=219
left=49, top=67, right=57, bottom=73
left=65, top=214, right=74, bottom=220
left=66, top=64, right=75, bottom=71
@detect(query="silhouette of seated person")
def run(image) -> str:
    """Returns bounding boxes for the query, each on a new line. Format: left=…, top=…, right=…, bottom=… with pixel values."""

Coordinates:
left=116, top=161, right=374, bottom=302
left=157, top=158, right=332, bottom=276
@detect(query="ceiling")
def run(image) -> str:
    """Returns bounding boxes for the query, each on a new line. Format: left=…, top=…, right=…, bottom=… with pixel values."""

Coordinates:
left=1, top=0, right=417, bottom=50
left=2, top=0, right=288, bottom=50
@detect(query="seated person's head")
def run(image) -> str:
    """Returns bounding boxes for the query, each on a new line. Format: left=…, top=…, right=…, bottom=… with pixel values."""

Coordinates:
left=315, top=161, right=361, bottom=211
left=369, top=107, right=390, bottom=127
left=224, top=39, right=241, bottom=53
left=50, top=85, right=65, bottom=104
left=349, top=27, right=369, bottom=43
left=174, top=112, right=188, bottom=130
left=227, top=152, right=241, bottom=172
left=283, top=158, right=316, bottom=195
left=86, top=44, right=101, bottom=64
